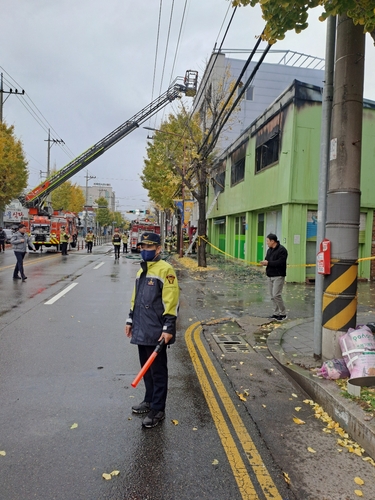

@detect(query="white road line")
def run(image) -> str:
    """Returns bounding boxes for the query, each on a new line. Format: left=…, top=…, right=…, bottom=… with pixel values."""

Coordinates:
left=93, top=262, right=104, bottom=270
left=44, top=283, right=78, bottom=305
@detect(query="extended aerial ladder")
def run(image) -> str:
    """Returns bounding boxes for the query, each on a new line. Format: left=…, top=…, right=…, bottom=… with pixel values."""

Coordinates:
left=20, top=70, right=198, bottom=214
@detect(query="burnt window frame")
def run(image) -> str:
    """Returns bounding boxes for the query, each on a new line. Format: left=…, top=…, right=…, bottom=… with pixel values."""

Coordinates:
left=255, top=131, right=280, bottom=173
left=230, top=140, right=248, bottom=187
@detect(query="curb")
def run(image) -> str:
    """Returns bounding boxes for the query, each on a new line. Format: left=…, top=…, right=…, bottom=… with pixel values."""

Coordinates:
left=267, top=323, right=375, bottom=460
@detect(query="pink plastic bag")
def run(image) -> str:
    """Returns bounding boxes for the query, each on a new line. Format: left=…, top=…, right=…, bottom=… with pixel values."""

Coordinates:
left=317, top=359, right=350, bottom=380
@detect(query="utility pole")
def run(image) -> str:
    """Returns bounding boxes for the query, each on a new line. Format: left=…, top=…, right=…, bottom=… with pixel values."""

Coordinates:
left=313, top=15, right=336, bottom=359
left=0, top=72, right=25, bottom=123
left=322, top=15, right=365, bottom=359
left=45, top=129, right=64, bottom=213
left=84, top=170, right=96, bottom=236
left=0, top=73, right=25, bottom=225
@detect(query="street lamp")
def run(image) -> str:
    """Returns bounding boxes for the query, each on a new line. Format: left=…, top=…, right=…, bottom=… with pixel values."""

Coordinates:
left=143, top=126, right=187, bottom=258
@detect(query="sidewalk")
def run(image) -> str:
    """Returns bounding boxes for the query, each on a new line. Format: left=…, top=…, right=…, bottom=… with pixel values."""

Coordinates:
left=267, top=313, right=375, bottom=460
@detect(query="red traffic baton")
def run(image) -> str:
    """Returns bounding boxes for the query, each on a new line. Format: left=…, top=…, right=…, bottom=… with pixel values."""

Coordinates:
left=131, top=339, right=166, bottom=388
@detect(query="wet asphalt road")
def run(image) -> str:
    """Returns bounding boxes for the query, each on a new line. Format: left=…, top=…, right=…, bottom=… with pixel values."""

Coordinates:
left=0, top=247, right=292, bottom=500
left=1, top=246, right=375, bottom=500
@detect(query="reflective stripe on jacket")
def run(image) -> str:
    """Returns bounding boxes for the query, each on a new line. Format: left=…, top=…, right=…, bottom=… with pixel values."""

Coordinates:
left=128, top=256, right=179, bottom=346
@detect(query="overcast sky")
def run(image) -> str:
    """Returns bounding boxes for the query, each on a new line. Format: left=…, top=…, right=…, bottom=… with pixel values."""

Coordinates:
left=2, top=1, right=375, bottom=214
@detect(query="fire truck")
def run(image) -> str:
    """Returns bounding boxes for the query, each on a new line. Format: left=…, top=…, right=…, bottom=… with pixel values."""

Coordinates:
left=18, top=71, right=198, bottom=248
left=130, top=220, right=161, bottom=253
left=30, top=212, right=78, bottom=251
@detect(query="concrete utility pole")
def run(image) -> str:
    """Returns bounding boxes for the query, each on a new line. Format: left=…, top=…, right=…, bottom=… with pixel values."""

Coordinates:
left=45, top=129, right=64, bottom=212
left=0, top=72, right=25, bottom=123
left=322, top=15, right=366, bottom=359
left=84, top=170, right=96, bottom=235
left=313, top=15, right=336, bottom=359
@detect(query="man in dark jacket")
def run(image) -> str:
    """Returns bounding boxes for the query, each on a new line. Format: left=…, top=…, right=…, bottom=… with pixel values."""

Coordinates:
left=125, top=232, right=179, bottom=428
left=260, top=233, right=288, bottom=321
left=0, top=227, right=6, bottom=252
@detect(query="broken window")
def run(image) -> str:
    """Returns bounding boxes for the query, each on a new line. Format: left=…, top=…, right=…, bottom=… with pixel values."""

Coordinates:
left=230, top=140, right=248, bottom=186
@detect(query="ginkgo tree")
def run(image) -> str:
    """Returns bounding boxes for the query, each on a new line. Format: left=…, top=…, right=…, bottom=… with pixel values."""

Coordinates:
left=51, top=181, right=85, bottom=213
left=232, top=0, right=375, bottom=42
left=0, top=122, right=28, bottom=212
left=143, top=72, right=239, bottom=267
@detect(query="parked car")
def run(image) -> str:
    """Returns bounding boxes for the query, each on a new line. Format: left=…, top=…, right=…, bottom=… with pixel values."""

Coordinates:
left=3, top=228, right=14, bottom=244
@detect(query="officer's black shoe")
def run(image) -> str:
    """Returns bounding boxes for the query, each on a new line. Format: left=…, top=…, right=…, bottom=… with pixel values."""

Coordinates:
left=132, top=401, right=151, bottom=414
left=142, top=409, right=165, bottom=428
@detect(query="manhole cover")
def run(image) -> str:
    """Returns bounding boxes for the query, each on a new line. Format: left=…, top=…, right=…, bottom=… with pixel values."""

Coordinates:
left=212, top=334, right=250, bottom=354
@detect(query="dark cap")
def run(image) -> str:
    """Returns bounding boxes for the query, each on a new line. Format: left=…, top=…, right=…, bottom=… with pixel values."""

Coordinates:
left=18, top=223, right=26, bottom=229
left=140, top=232, right=161, bottom=245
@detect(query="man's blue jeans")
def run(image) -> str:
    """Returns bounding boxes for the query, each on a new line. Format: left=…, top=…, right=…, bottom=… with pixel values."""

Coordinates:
left=13, top=251, right=26, bottom=279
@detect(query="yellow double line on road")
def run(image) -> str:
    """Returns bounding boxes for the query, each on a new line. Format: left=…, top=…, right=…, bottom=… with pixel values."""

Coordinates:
left=185, top=321, right=282, bottom=500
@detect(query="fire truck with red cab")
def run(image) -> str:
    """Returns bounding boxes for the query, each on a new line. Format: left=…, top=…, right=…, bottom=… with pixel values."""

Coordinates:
left=130, top=220, right=161, bottom=253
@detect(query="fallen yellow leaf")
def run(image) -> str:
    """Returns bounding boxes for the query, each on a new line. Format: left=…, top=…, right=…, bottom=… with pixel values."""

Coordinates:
left=237, top=393, right=247, bottom=402
left=293, top=417, right=305, bottom=425
left=295, top=407, right=302, bottom=412
left=102, top=473, right=112, bottom=480
left=192, top=427, right=198, bottom=431
left=292, top=393, right=298, bottom=398
left=0, top=451, right=6, bottom=456
left=262, top=404, right=267, bottom=408
left=110, top=470, right=120, bottom=476
left=171, top=419, right=179, bottom=426
left=307, top=447, right=316, bottom=453
left=283, top=472, right=291, bottom=485
left=212, top=459, right=219, bottom=465
left=354, top=477, right=364, bottom=486
left=70, top=423, right=78, bottom=429
left=354, top=490, right=363, bottom=497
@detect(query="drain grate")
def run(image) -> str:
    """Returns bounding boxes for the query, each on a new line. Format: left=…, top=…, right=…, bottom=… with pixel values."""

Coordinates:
left=212, top=334, right=250, bottom=354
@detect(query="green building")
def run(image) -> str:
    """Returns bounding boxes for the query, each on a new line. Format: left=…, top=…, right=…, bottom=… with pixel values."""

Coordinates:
left=207, top=80, right=375, bottom=283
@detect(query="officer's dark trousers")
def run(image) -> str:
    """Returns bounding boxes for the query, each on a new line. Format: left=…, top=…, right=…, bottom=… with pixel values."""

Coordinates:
left=138, top=344, right=168, bottom=411
left=114, top=245, right=120, bottom=258
left=122, top=243, right=128, bottom=253
left=87, top=241, right=93, bottom=253
left=13, top=251, right=26, bottom=278
left=61, top=242, right=68, bottom=255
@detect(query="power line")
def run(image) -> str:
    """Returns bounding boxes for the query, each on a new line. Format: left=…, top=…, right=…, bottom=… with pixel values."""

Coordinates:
left=168, top=0, right=188, bottom=86
left=150, top=0, right=163, bottom=106
left=0, top=66, right=76, bottom=160
left=158, top=0, right=175, bottom=96
left=199, top=40, right=271, bottom=157
left=192, top=5, right=238, bottom=109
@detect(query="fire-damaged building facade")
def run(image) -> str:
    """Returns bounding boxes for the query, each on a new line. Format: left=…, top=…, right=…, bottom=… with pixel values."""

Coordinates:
left=206, top=80, right=375, bottom=283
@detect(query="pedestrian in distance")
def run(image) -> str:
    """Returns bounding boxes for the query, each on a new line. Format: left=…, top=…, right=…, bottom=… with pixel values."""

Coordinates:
left=260, top=233, right=288, bottom=321
left=122, top=231, right=128, bottom=253
left=60, top=226, right=70, bottom=256
left=85, top=229, right=95, bottom=253
left=112, top=228, right=121, bottom=259
left=10, top=223, right=36, bottom=281
left=0, top=227, right=6, bottom=253
left=125, top=232, right=179, bottom=428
